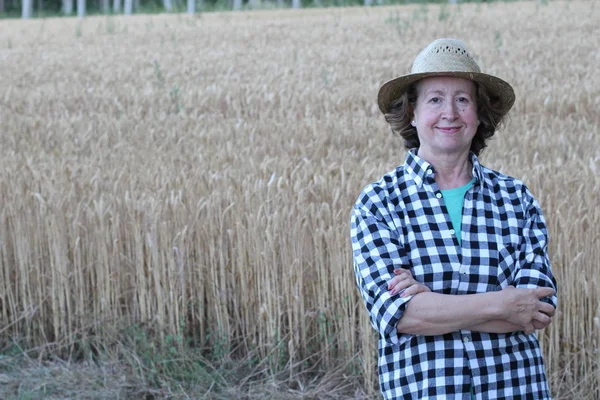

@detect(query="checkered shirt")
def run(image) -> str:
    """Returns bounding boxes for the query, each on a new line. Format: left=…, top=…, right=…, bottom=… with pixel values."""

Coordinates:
left=351, top=150, right=558, bottom=399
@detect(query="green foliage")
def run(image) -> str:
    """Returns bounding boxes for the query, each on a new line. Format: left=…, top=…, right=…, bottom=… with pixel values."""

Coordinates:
left=105, top=17, right=116, bottom=34
left=416, top=3, right=429, bottom=22
left=203, top=329, right=231, bottom=361
left=384, top=10, right=411, bottom=36
left=121, top=324, right=227, bottom=390
left=494, top=30, right=503, bottom=49
left=153, top=60, right=166, bottom=88
left=0, top=325, right=264, bottom=397
left=170, top=86, right=183, bottom=114
left=153, top=60, right=186, bottom=114
left=75, top=22, right=82, bottom=37
left=321, top=70, right=329, bottom=86
left=0, top=343, right=25, bottom=362
left=438, top=3, right=450, bottom=21
left=145, top=19, right=154, bottom=32
left=0, top=0, right=536, bottom=18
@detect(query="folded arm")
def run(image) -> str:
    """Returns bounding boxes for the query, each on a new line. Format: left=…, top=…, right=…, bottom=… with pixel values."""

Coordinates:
left=391, top=187, right=557, bottom=336
left=395, top=286, right=554, bottom=335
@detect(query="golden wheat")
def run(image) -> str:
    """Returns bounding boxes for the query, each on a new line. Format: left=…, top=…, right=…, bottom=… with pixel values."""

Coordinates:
left=0, top=1, right=599, bottom=397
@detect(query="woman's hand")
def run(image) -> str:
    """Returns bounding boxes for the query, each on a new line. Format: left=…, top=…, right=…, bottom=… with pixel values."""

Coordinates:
left=499, top=286, right=555, bottom=334
left=387, top=268, right=431, bottom=297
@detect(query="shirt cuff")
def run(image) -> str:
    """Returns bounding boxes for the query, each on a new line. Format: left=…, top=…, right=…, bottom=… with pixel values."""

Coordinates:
left=378, top=293, right=413, bottom=345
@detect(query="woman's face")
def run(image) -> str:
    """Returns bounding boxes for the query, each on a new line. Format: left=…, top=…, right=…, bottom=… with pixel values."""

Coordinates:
left=412, top=76, right=479, bottom=159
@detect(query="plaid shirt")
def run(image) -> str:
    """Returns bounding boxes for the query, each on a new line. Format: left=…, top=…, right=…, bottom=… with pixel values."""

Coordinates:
left=351, top=150, right=557, bottom=399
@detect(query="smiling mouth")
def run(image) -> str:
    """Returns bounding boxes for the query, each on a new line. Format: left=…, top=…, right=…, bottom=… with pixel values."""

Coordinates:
left=437, top=127, right=462, bottom=133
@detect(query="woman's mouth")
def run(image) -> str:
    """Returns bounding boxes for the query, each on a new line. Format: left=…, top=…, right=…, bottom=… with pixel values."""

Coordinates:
left=436, top=126, right=461, bottom=134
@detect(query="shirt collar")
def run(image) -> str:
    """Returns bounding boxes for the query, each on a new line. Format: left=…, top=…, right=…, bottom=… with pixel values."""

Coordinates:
left=405, top=148, right=484, bottom=189
left=470, top=152, right=484, bottom=187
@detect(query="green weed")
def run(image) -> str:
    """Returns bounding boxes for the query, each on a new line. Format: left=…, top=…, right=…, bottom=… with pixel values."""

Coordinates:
left=438, top=4, right=450, bottom=22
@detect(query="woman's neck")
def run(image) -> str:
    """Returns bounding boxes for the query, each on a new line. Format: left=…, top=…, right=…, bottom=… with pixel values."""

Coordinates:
left=417, top=149, right=473, bottom=190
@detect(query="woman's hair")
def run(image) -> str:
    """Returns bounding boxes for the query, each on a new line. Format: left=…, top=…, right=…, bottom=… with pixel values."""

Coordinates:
left=383, top=80, right=507, bottom=156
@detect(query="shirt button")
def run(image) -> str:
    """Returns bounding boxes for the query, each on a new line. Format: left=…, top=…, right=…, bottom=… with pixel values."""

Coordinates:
left=460, top=267, right=468, bottom=274
left=427, top=169, right=433, bottom=175
left=435, top=192, right=442, bottom=199
left=449, top=229, right=455, bottom=235
left=463, top=336, right=470, bottom=343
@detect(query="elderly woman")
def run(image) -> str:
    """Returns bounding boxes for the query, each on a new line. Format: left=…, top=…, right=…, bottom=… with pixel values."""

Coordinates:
left=350, top=38, right=558, bottom=399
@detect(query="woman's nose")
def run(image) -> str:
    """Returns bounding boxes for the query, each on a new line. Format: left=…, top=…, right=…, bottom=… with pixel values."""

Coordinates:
left=441, top=100, right=458, bottom=120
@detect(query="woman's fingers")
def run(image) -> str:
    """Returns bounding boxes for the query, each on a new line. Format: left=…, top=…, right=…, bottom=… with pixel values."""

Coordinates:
left=387, top=272, right=409, bottom=290
left=388, top=268, right=428, bottom=296
left=532, top=318, right=551, bottom=330
left=389, top=278, right=413, bottom=295
left=538, top=301, right=556, bottom=317
left=500, top=286, right=557, bottom=331
left=533, top=310, right=553, bottom=329
left=388, top=269, right=410, bottom=291
left=529, top=305, right=554, bottom=331
left=535, top=287, right=555, bottom=299
left=400, top=283, right=431, bottom=298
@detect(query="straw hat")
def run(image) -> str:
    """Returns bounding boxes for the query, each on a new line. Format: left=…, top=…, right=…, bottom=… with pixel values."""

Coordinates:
left=377, top=38, right=515, bottom=117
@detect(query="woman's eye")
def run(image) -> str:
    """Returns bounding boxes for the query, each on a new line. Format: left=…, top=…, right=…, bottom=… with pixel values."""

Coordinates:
left=457, top=96, right=470, bottom=103
left=429, top=97, right=440, bottom=104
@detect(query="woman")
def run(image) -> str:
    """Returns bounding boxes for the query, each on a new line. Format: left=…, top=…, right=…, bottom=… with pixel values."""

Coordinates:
left=350, top=38, right=557, bottom=399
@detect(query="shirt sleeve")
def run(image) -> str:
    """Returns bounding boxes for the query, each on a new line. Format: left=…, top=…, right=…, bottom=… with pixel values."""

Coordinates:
left=350, top=197, right=413, bottom=345
left=513, top=189, right=558, bottom=309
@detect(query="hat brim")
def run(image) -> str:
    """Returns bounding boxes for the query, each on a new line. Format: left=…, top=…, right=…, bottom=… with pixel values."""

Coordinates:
left=377, top=71, right=515, bottom=117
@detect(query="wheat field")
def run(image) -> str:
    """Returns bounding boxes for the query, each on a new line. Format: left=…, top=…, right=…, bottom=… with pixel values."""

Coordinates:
left=0, top=1, right=599, bottom=398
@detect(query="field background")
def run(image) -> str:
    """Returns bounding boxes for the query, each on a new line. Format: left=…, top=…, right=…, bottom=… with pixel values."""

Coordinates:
left=1, top=1, right=599, bottom=398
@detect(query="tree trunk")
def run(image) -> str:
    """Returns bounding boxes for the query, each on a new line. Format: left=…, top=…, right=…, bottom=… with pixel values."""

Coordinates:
left=249, top=0, right=259, bottom=8
left=0, top=0, right=4, bottom=14
left=101, top=0, right=109, bottom=12
left=292, top=0, right=300, bottom=8
left=187, top=0, right=194, bottom=13
left=22, top=0, right=32, bottom=18
left=124, top=0, right=132, bottom=14
left=364, top=0, right=371, bottom=5
left=77, top=0, right=85, bottom=17
left=63, top=0, right=73, bottom=14
left=232, top=0, right=241, bottom=10
left=276, top=0, right=283, bottom=7
left=163, top=0, right=172, bottom=12
left=112, top=0, right=120, bottom=12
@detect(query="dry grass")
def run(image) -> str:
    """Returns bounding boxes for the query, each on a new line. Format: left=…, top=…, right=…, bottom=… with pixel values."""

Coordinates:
left=0, top=1, right=599, bottom=398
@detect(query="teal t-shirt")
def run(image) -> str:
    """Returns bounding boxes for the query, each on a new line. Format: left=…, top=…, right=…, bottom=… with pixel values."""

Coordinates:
left=440, top=177, right=475, bottom=245
left=441, top=177, right=476, bottom=398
